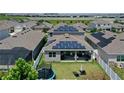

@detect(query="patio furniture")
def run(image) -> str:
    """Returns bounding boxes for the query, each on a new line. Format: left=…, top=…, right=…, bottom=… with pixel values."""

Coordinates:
left=79, top=70, right=86, bottom=75
left=73, top=71, right=80, bottom=77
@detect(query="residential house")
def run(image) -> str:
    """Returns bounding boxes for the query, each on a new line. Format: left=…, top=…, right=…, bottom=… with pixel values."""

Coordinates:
left=0, top=30, right=45, bottom=69
left=73, top=23, right=89, bottom=31
left=43, top=23, right=93, bottom=62
left=89, top=20, right=112, bottom=31
left=112, top=23, right=124, bottom=32
left=86, top=31, right=124, bottom=68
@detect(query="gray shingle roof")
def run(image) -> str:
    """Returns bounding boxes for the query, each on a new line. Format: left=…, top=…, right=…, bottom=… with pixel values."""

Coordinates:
left=87, top=31, right=124, bottom=54
left=44, top=34, right=93, bottom=51
left=0, top=30, right=45, bottom=50
left=0, top=20, right=37, bottom=31
left=73, top=23, right=88, bottom=28
left=91, top=20, right=112, bottom=24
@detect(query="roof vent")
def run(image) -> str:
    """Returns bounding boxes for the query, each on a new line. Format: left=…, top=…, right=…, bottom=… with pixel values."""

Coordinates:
left=12, top=35, right=17, bottom=38
left=113, top=35, right=117, bottom=37
left=0, top=42, right=2, bottom=44
left=120, top=39, right=124, bottom=41
left=64, top=33, right=70, bottom=38
left=21, top=33, right=24, bottom=35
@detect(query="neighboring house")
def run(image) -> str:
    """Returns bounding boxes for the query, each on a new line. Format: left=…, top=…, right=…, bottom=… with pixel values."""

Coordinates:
left=86, top=31, right=124, bottom=68
left=48, top=23, right=85, bottom=37
left=32, top=21, right=53, bottom=31
left=0, top=20, right=25, bottom=36
left=32, top=24, right=49, bottom=30
left=0, top=30, right=45, bottom=69
left=73, top=23, right=89, bottom=31
left=42, top=21, right=53, bottom=29
left=89, top=20, right=112, bottom=31
left=112, top=23, right=124, bottom=32
left=7, top=20, right=37, bottom=34
left=43, top=24, right=93, bottom=62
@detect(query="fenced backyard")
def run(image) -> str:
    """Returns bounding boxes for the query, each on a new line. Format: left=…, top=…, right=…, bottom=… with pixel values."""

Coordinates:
left=34, top=49, right=121, bottom=80
left=97, top=57, right=121, bottom=80
left=34, top=52, right=110, bottom=80
left=51, top=61, right=110, bottom=80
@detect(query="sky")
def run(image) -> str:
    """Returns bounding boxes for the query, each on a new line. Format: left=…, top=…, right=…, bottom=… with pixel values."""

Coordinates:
left=0, top=0, right=124, bottom=13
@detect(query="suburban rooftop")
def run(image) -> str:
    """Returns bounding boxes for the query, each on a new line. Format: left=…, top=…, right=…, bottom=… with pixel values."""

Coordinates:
left=87, top=31, right=124, bottom=54
left=0, top=20, right=37, bottom=30
left=44, top=34, right=93, bottom=51
left=48, top=23, right=85, bottom=33
left=91, top=20, right=112, bottom=24
left=0, top=30, right=45, bottom=50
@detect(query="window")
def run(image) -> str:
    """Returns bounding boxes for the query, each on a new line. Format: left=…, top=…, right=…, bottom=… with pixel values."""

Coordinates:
left=121, top=55, right=124, bottom=61
left=117, top=55, right=124, bottom=62
left=98, top=24, right=100, bottom=26
left=50, top=33, right=53, bottom=37
left=49, top=52, right=52, bottom=57
left=53, top=52, right=56, bottom=57
left=117, top=56, right=120, bottom=61
left=49, top=52, right=56, bottom=57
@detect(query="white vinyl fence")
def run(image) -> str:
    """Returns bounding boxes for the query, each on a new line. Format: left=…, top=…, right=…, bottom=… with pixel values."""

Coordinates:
left=98, top=57, right=121, bottom=80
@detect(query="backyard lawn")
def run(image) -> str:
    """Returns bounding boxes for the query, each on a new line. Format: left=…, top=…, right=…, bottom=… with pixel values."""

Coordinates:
left=111, top=66, right=124, bottom=80
left=51, top=61, right=110, bottom=80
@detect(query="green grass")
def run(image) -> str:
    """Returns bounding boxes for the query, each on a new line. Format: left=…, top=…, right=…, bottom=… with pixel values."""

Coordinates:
left=51, top=61, right=110, bottom=80
left=0, top=71, right=7, bottom=80
left=45, top=20, right=92, bottom=25
left=0, top=15, right=29, bottom=21
left=111, top=66, right=124, bottom=80
left=37, top=54, right=110, bottom=80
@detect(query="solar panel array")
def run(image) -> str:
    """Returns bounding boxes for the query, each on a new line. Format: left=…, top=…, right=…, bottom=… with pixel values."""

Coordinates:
left=54, top=25, right=78, bottom=32
left=52, top=41, right=85, bottom=49
left=91, top=32, right=115, bottom=48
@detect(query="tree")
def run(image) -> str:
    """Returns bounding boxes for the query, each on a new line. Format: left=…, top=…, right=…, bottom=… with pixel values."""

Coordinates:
left=2, top=58, right=38, bottom=80
left=90, top=28, right=97, bottom=33
left=36, top=20, right=44, bottom=25
left=112, top=27, right=116, bottom=32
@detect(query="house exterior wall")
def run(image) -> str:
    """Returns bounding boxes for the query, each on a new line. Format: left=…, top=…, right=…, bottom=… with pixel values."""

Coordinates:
left=96, top=24, right=111, bottom=30
left=90, top=23, right=112, bottom=30
left=114, top=28, right=124, bottom=32
left=108, top=54, right=117, bottom=62
left=108, top=54, right=124, bottom=63
left=45, top=51, right=61, bottom=62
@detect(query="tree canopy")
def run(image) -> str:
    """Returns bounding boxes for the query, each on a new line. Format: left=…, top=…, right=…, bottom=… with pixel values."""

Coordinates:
left=2, top=58, right=38, bottom=80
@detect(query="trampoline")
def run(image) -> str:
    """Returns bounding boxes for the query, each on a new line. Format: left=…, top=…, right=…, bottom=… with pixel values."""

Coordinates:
left=38, top=67, right=56, bottom=80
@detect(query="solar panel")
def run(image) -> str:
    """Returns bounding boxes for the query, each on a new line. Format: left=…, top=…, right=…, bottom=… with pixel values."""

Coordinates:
left=53, top=41, right=85, bottom=49
left=91, top=32, right=115, bottom=48
left=54, top=25, right=78, bottom=32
